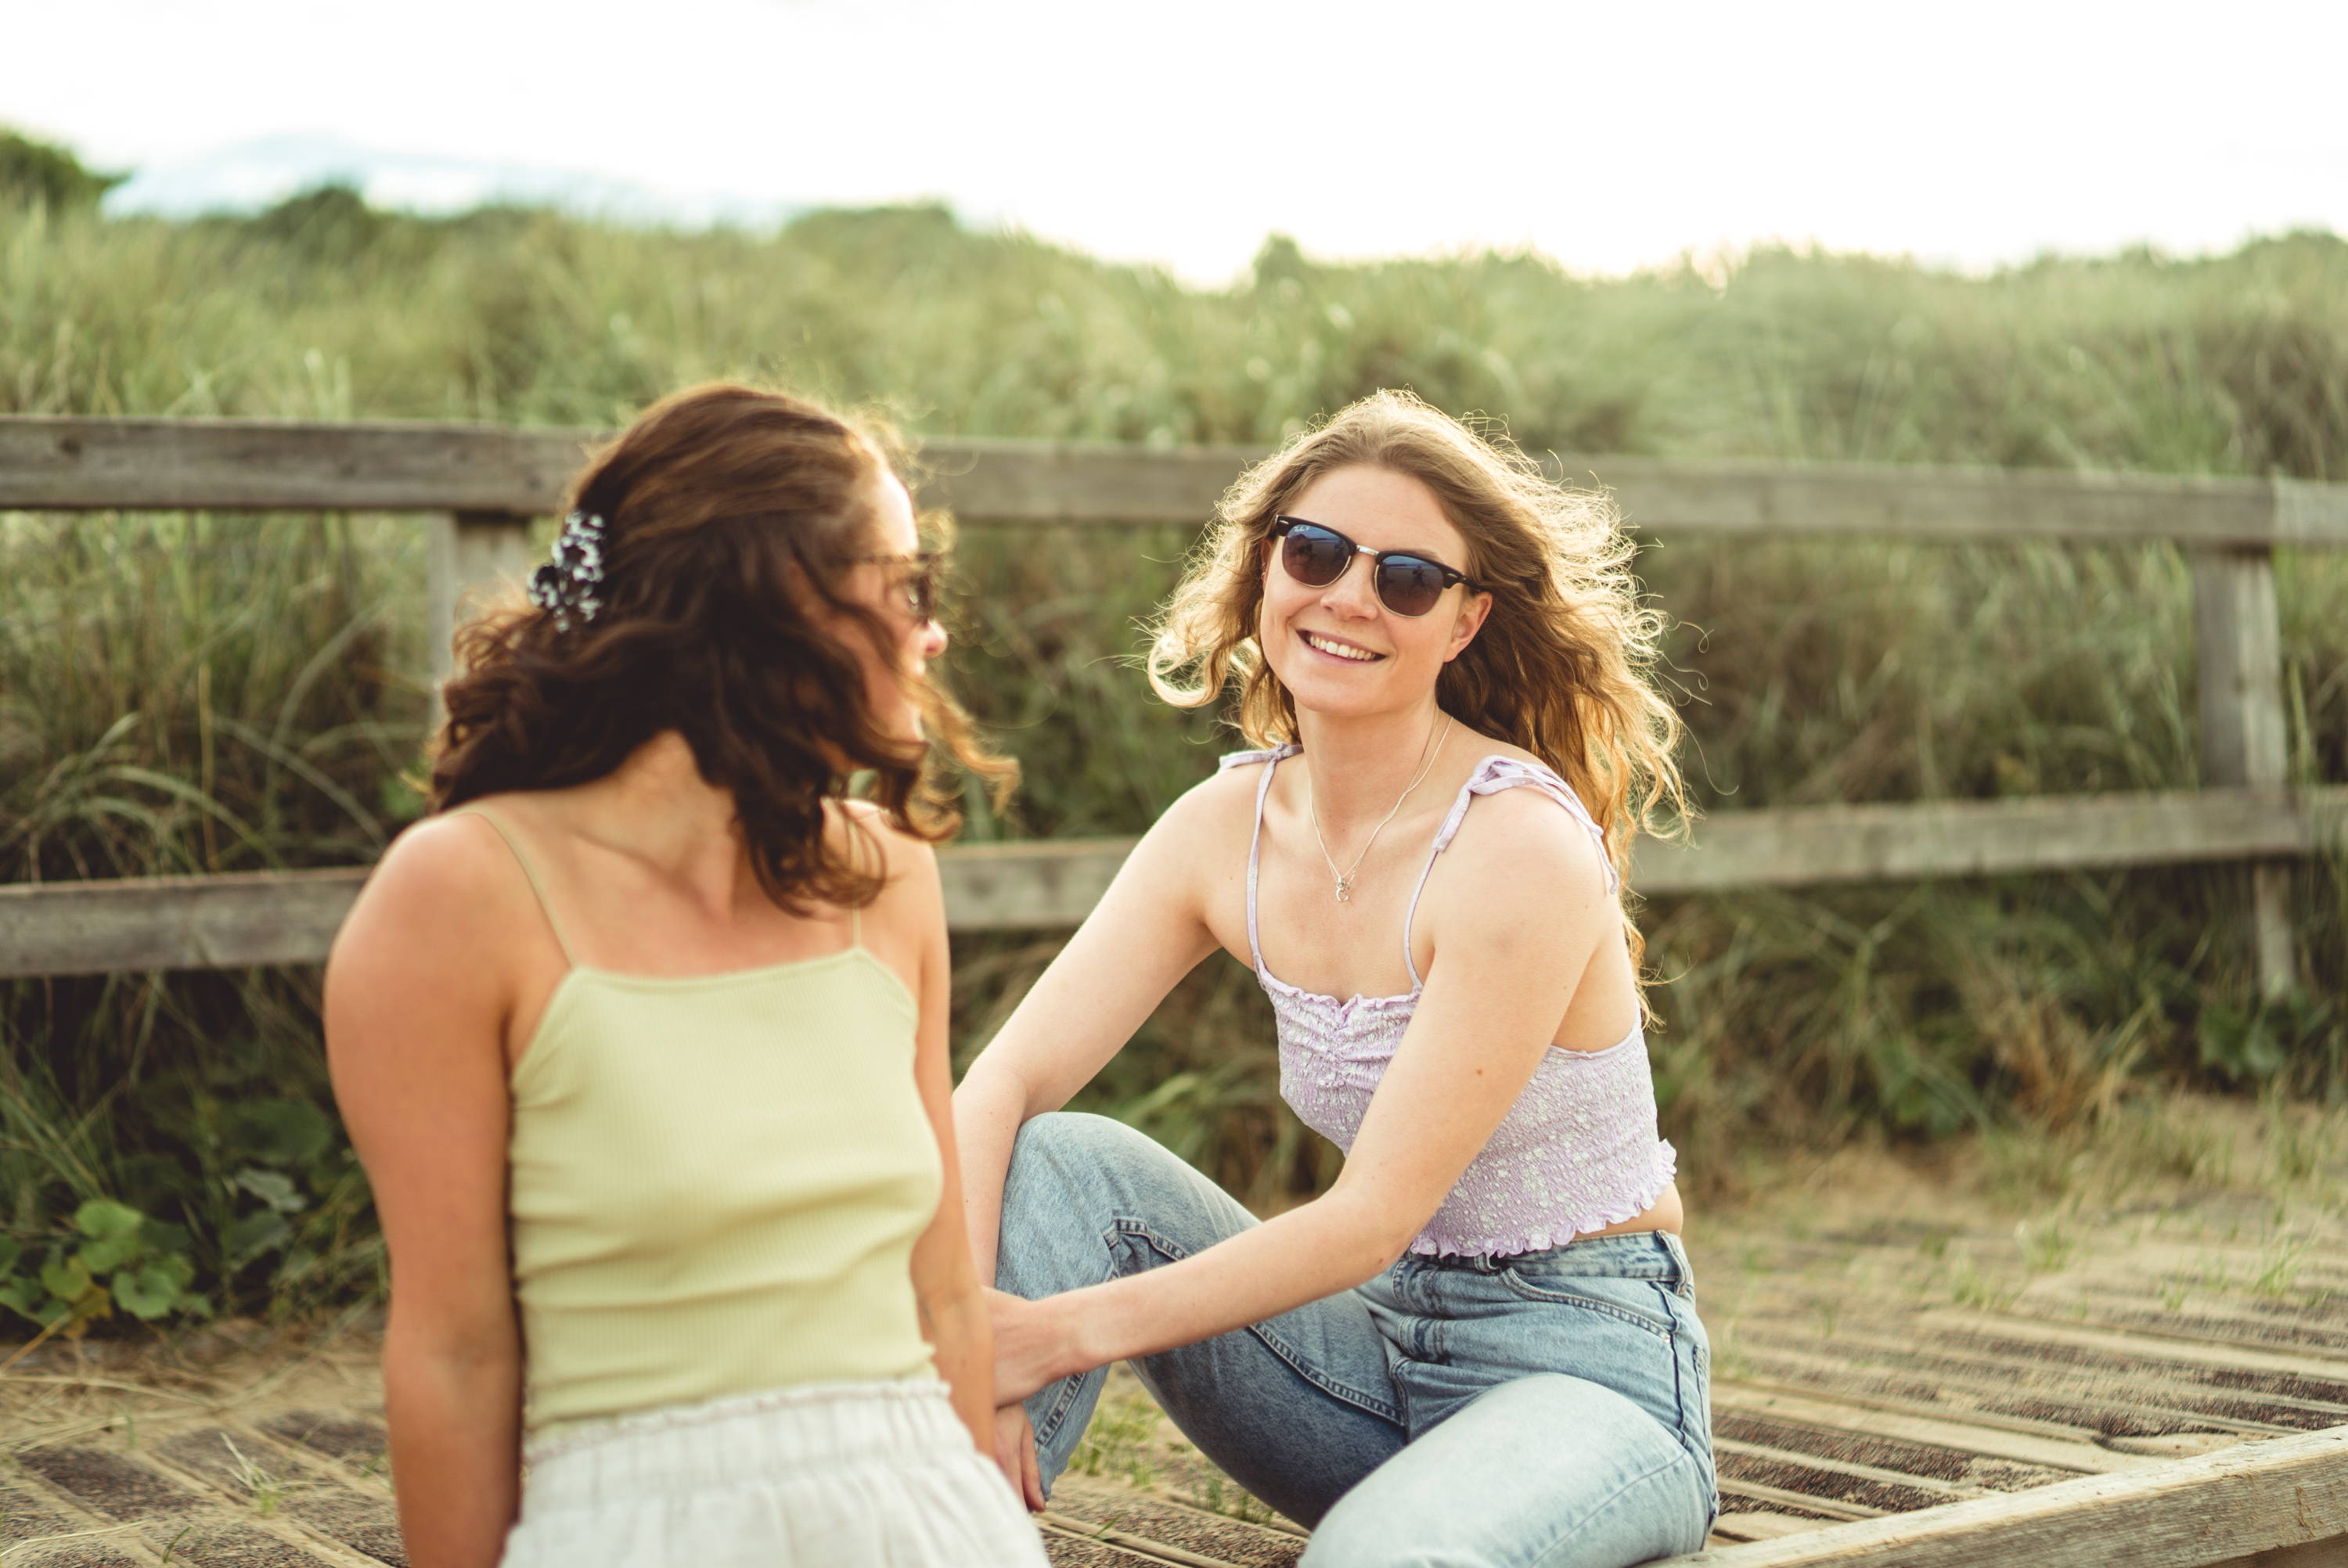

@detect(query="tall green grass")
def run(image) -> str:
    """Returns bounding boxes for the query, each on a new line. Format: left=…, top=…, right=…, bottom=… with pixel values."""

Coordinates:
left=2, top=190, right=2344, bottom=1317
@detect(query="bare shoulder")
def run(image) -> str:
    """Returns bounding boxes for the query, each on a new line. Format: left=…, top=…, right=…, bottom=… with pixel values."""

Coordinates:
left=823, top=800, right=942, bottom=928
left=1159, top=753, right=1273, bottom=840
left=1436, top=783, right=1614, bottom=923
left=342, top=808, right=524, bottom=943
left=326, top=807, right=535, bottom=1007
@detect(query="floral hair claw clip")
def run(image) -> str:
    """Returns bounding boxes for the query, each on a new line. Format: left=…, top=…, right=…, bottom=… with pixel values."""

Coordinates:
left=528, top=511, right=608, bottom=632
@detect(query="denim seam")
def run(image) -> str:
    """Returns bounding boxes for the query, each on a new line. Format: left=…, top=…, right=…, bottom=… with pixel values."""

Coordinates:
left=1660, top=1282, right=1691, bottom=1455
left=1494, top=1273, right=1678, bottom=1338
left=1657, top=1287, right=1717, bottom=1489
left=1111, top=1218, right=1404, bottom=1426
left=1031, top=1249, right=1122, bottom=1448
left=1522, top=1446, right=1706, bottom=1568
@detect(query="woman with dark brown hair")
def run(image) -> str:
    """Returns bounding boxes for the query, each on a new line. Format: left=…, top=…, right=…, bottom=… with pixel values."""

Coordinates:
left=325, top=385, right=1046, bottom=1567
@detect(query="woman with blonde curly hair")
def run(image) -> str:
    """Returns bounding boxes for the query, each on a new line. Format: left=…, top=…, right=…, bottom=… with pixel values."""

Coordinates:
left=327, top=385, right=1046, bottom=1567
left=954, top=390, right=1714, bottom=1566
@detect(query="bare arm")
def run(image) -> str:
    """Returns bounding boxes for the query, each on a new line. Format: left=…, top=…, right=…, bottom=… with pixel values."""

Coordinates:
left=891, top=835, right=1001, bottom=1457
left=951, top=780, right=1230, bottom=1286
left=987, top=796, right=1616, bottom=1399
left=324, top=822, right=527, bottom=1568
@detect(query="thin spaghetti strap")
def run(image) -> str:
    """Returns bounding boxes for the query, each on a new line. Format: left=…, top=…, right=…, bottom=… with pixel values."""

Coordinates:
left=1399, top=769, right=1479, bottom=989
left=1244, top=751, right=1283, bottom=971
left=1399, top=838, right=1443, bottom=991
left=448, top=805, right=578, bottom=968
left=1401, top=757, right=1620, bottom=988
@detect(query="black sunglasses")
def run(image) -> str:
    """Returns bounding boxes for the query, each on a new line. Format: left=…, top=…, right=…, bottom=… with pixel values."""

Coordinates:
left=849, top=550, right=947, bottom=622
left=1269, top=516, right=1478, bottom=617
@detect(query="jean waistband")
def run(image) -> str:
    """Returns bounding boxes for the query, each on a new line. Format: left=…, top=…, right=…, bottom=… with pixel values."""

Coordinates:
left=1420, top=1228, right=1691, bottom=1281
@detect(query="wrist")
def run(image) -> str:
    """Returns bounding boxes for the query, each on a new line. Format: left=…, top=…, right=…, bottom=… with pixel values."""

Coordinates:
left=1048, top=1287, right=1109, bottom=1379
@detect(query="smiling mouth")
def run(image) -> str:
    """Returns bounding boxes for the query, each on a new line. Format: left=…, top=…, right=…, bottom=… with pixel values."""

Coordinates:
left=1298, top=629, right=1384, bottom=664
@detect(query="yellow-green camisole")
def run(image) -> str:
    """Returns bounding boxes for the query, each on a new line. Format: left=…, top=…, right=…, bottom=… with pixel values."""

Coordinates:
left=457, top=807, right=943, bottom=1435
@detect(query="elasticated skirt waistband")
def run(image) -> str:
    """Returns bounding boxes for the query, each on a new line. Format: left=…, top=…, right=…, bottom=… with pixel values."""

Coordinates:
left=505, top=1379, right=1048, bottom=1568
left=524, top=1378, right=967, bottom=1501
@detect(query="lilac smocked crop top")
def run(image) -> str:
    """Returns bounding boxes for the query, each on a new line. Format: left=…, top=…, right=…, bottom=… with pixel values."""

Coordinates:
left=1224, top=746, right=1677, bottom=1259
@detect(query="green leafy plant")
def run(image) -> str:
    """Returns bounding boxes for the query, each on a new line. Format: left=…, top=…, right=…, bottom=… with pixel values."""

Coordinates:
left=0, top=1198, right=199, bottom=1361
left=2199, top=991, right=2342, bottom=1089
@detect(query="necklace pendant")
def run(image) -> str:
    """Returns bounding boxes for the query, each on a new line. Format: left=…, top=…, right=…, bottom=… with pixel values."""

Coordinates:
left=1333, top=875, right=1354, bottom=903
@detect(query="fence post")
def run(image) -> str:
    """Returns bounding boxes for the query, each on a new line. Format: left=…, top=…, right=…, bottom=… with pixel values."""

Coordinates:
left=2191, top=545, right=2296, bottom=998
left=426, top=510, right=541, bottom=731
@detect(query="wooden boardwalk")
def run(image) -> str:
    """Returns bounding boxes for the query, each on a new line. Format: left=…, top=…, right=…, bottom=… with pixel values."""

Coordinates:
left=4, top=1169, right=2344, bottom=1566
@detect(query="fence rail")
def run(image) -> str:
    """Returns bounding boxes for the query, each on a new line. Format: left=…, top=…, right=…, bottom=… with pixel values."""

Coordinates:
left=5, top=789, right=2343, bottom=981
left=8, top=415, right=2348, bottom=544
left=5, top=416, right=2344, bottom=989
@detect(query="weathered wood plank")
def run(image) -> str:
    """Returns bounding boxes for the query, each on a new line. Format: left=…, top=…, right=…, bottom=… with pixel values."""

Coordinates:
left=0, top=416, right=585, bottom=514
left=0, top=841, right=1143, bottom=977
left=1631, top=787, right=2344, bottom=894
left=936, top=838, right=1138, bottom=932
left=8, top=417, right=2348, bottom=547
left=1717, top=1480, right=1883, bottom=1521
left=2209, top=1536, right=2348, bottom=1568
left=1712, top=1512, right=1838, bottom=1544
left=1913, top=1310, right=2348, bottom=1390
left=916, top=437, right=1259, bottom=527
left=0, top=866, right=372, bottom=975
left=425, top=509, right=542, bottom=728
left=1717, top=1437, right=1986, bottom=1499
left=1709, top=1383, right=2152, bottom=1476
left=1037, top=1512, right=1248, bottom=1568
left=4, top=789, right=2343, bottom=978
left=1659, top=1426, right=2348, bottom=1568
left=2191, top=547, right=2297, bottom=997
left=1579, top=457, right=2326, bottom=549
left=1719, top=1375, right=2124, bottom=1450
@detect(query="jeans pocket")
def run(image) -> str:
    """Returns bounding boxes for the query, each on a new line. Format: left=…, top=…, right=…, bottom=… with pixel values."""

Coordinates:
left=1493, top=1267, right=1679, bottom=1338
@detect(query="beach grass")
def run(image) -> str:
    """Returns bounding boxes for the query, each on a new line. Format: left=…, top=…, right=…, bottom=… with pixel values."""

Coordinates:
left=2, top=184, right=2345, bottom=1318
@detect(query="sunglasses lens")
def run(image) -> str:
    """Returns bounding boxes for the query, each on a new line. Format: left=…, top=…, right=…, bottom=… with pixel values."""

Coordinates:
left=1280, top=524, right=1352, bottom=588
left=1375, top=556, right=1448, bottom=617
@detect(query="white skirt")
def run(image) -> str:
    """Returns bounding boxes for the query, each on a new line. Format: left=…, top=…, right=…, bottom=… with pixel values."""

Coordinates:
left=502, top=1379, right=1048, bottom=1568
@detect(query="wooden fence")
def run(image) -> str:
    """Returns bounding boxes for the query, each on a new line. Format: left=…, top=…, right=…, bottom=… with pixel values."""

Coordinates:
left=3, top=416, right=2345, bottom=992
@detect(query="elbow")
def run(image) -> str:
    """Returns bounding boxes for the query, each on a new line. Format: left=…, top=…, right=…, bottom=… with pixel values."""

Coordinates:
left=953, top=1051, right=1023, bottom=1115
left=918, top=1284, right=992, bottom=1352
left=384, top=1296, right=521, bottom=1377
left=1324, top=1188, right=1423, bottom=1282
left=1369, top=1225, right=1420, bottom=1275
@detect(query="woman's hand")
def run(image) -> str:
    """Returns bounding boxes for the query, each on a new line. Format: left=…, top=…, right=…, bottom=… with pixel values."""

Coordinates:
left=986, top=1286, right=1086, bottom=1405
left=993, top=1403, right=1046, bottom=1511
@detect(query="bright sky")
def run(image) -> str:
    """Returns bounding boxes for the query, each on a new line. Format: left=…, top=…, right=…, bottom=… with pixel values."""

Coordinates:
left=13, top=0, right=2346, bottom=282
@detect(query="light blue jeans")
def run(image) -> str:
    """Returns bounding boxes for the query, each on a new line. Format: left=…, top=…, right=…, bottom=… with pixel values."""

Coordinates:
left=998, top=1113, right=1718, bottom=1568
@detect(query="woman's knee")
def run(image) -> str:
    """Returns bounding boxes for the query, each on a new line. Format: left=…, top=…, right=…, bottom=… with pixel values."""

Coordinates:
left=999, top=1113, right=1252, bottom=1284
left=1005, top=1113, right=1143, bottom=1214
left=1011, top=1109, right=1136, bottom=1167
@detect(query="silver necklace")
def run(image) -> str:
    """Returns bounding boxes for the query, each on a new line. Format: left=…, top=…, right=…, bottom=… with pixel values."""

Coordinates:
left=1306, top=714, right=1453, bottom=903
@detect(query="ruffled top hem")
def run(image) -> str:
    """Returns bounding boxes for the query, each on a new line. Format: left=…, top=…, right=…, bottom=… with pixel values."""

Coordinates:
left=1403, top=1140, right=1680, bottom=1260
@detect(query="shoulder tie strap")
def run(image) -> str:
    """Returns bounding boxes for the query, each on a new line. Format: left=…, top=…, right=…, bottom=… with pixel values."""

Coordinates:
left=447, top=805, right=578, bottom=968
left=1399, top=756, right=1617, bottom=990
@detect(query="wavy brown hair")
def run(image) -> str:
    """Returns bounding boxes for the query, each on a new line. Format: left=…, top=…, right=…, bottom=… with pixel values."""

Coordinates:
left=1148, top=390, right=1687, bottom=954
left=430, top=383, right=1013, bottom=911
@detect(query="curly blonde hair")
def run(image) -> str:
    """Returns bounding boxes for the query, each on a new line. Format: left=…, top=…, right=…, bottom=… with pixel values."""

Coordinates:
left=1148, top=390, right=1687, bottom=908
